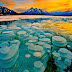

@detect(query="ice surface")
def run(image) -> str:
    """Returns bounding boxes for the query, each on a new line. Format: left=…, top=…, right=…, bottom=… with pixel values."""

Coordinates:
left=0, top=40, right=20, bottom=68
left=0, top=18, right=72, bottom=72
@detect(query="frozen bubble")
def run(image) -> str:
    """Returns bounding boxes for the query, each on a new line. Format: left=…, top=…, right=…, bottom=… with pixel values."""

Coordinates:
left=40, top=66, right=45, bottom=72
left=67, top=45, right=71, bottom=48
left=2, top=31, right=15, bottom=37
left=37, top=42, right=45, bottom=46
left=10, top=40, right=20, bottom=45
left=28, top=45, right=44, bottom=54
left=44, top=33, right=53, bottom=38
left=0, top=25, right=7, bottom=31
left=39, top=38, right=51, bottom=44
left=67, top=42, right=72, bottom=51
left=28, top=29, right=35, bottom=33
left=43, top=44, right=51, bottom=50
left=34, top=61, right=43, bottom=68
left=41, top=53, right=49, bottom=63
left=0, top=46, right=10, bottom=57
left=52, top=36, right=67, bottom=47
left=58, top=48, right=70, bottom=54
left=28, top=40, right=37, bottom=43
left=0, top=40, right=20, bottom=60
left=29, top=35, right=33, bottom=37
left=21, top=25, right=30, bottom=32
left=25, top=42, right=34, bottom=46
left=69, top=35, right=72, bottom=41
left=17, top=31, right=26, bottom=35
left=66, top=54, right=72, bottom=59
left=33, top=51, right=45, bottom=61
left=55, top=60, right=67, bottom=69
left=28, top=36, right=38, bottom=40
left=38, top=35, right=45, bottom=38
left=0, top=49, right=19, bottom=68
left=8, top=26, right=21, bottom=33
left=1, top=31, right=15, bottom=41
left=22, top=25, right=29, bottom=29
left=64, top=58, right=71, bottom=66
left=57, top=68, right=66, bottom=72
left=23, top=70, right=29, bottom=72
left=52, top=44, right=61, bottom=52
left=52, top=52, right=61, bottom=59
left=2, top=31, right=15, bottom=36
left=28, top=45, right=43, bottom=51
left=47, top=50, right=51, bottom=53
left=58, top=48, right=72, bottom=59
left=33, top=52, right=42, bottom=57
left=25, top=54, right=31, bottom=58
left=8, top=26, right=21, bottom=30
left=0, top=41, right=9, bottom=47
left=17, top=31, right=28, bottom=41
left=34, top=45, right=43, bottom=51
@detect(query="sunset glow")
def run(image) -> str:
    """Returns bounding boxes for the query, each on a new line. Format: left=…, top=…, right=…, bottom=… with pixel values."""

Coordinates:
left=0, top=0, right=72, bottom=13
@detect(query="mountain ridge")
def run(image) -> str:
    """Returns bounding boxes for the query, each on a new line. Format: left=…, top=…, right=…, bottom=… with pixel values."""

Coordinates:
left=19, top=7, right=72, bottom=16
left=49, top=10, right=72, bottom=16
left=0, top=6, right=72, bottom=16
left=0, top=5, right=18, bottom=15
left=19, top=7, right=50, bottom=15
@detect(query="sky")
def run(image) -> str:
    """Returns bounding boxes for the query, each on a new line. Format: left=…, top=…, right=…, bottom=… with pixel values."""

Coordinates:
left=0, top=0, right=72, bottom=13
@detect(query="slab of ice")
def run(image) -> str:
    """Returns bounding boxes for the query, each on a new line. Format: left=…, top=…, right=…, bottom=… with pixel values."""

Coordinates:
left=44, top=33, right=53, bottom=39
left=55, top=60, right=67, bottom=69
left=34, top=61, right=45, bottom=72
left=0, top=40, right=20, bottom=68
left=28, top=40, right=37, bottom=44
left=43, top=44, right=51, bottom=50
left=52, top=36, right=67, bottom=47
left=33, top=52, right=42, bottom=57
left=17, top=31, right=26, bottom=35
left=69, top=35, right=72, bottom=41
left=0, top=25, right=7, bottom=32
left=37, top=42, right=45, bottom=46
left=23, top=70, right=29, bottom=72
left=28, top=45, right=43, bottom=53
left=39, top=38, right=51, bottom=44
left=64, top=58, right=71, bottom=66
left=53, top=48, right=72, bottom=71
left=34, top=61, right=43, bottom=68
left=17, top=31, right=28, bottom=41
left=2, top=31, right=15, bottom=41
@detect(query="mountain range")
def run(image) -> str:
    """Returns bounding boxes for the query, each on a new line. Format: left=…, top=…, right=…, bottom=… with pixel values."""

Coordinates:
left=19, top=7, right=50, bottom=15
left=0, top=6, right=72, bottom=16
left=49, top=11, right=72, bottom=16
left=0, top=6, right=18, bottom=15
left=19, top=7, right=72, bottom=16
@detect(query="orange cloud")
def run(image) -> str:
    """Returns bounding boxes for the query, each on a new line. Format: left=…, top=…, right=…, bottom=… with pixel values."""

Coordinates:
left=0, top=0, right=72, bottom=12
left=32, top=0, right=72, bottom=11
left=35, top=0, right=59, bottom=2
left=35, top=0, right=44, bottom=1
left=0, top=0, right=16, bottom=9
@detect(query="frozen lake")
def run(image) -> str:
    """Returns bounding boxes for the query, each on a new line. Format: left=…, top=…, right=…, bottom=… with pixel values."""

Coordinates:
left=0, top=17, right=72, bottom=72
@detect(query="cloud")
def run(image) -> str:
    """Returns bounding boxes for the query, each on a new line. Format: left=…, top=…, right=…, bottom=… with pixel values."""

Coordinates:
left=31, top=0, right=72, bottom=11
left=15, top=8, right=27, bottom=13
left=0, top=0, right=72, bottom=13
left=0, top=0, right=16, bottom=9
left=35, top=0, right=59, bottom=2
left=14, top=2, right=34, bottom=13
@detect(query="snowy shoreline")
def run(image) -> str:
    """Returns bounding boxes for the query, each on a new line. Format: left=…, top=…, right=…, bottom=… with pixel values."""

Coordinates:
left=0, top=15, right=72, bottom=22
